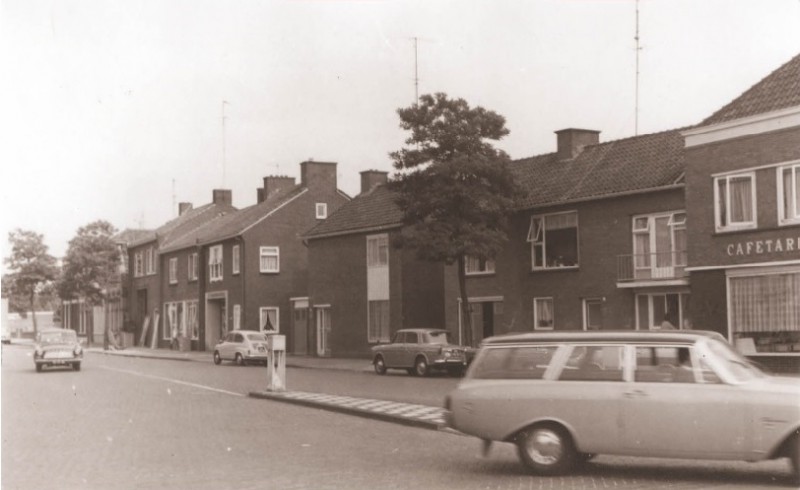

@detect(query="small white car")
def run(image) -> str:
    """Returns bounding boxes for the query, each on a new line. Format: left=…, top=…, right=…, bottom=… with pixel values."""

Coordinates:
left=445, top=330, right=800, bottom=484
left=33, top=328, right=83, bottom=372
left=213, top=330, right=271, bottom=366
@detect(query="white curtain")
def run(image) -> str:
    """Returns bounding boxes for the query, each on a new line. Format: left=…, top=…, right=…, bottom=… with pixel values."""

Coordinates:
left=731, top=273, right=800, bottom=333
left=729, top=176, right=752, bottom=223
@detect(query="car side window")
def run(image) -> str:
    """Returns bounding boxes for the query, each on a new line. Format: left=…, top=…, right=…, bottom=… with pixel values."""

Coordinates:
left=558, top=345, right=624, bottom=382
left=407, top=332, right=419, bottom=344
left=634, top=346, right=697, bottom=383
left=234, top=333, right=244, bottom=343
left=471, top=346, right=557, bottom=380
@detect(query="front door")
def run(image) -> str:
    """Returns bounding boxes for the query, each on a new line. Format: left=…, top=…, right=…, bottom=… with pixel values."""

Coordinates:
left=293, top=299, right=308, bottom=355
left=315, top=307, right=330, bottom=357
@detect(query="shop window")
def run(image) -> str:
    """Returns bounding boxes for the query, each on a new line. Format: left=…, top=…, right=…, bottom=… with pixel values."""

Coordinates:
left=714, top=173, right=756, bottom=232
left=778, top=163, right=800, bottom=225
left=729, top=271, right=800, bottom=354
left=527, top=211, right=579, bottom=269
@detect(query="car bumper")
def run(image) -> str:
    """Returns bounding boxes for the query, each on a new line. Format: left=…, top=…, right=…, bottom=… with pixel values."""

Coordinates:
left=431, top=358, right=467, bottom=366
left=35, top=357, right=81, bottom=365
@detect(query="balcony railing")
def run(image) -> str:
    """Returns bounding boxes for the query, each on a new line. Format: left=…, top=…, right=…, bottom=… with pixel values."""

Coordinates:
left=617, top=251, right=688, bottom=282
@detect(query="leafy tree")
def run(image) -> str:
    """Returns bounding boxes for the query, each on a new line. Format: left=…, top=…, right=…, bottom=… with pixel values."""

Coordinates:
left=389, top=93, right=525, bottom=347
left=4, top=229, right=59, bottom=335
left=59, top=220, right=120, bottom=306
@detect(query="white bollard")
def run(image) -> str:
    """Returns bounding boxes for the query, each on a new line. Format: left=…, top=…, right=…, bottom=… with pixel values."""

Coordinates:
left=266, top=334, right=286, bottom=392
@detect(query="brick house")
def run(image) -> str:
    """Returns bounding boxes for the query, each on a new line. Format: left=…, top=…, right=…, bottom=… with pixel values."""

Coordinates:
left=125, top=191, right=237, bottom=348
left=682, top=53, right=800, bottom=373
left=305, top=170, right=451, bottom=357
left=163, top=161, right=350, bottom=353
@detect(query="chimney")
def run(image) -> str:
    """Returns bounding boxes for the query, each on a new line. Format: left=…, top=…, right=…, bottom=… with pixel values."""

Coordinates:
left=212, top=189, right=232, bottom=206
left=300, top=161, right=337, bottom=191
left=555, top=128, right=600, bottom=160
left=360, top=170, right=388, bottom=194
left=178, top=202, right=193, bottom=216
left=262, top=175, right=296, bottom=201
left=256, top=188, right=265, bottom=203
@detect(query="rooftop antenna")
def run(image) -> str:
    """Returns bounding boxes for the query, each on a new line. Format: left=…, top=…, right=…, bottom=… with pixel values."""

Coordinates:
left=222, top=100, right=230, bottom=187
left=634, top=0, right=642, bottom=136
left=414, top=36, right=419, bottom=103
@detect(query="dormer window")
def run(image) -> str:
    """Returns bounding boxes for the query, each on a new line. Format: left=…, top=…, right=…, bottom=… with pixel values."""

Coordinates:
left=316, top=203, right=328, bottom=219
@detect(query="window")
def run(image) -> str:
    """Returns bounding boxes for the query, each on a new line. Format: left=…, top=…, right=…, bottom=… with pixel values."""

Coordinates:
left=472, top=346, right=559, bottom=380
left=163, top=302, right=181, bottom=340
left=169, top=258, right=178, bottom=284
left=558, top=345, right=624, bottom=381
left=533, top=297, right=554, bottom=330
left=134, top=252, right=144, bottom=277
left=232, top=245, right=240, bottom=275
left=233, top=304, right=241, bottom=330
left=368, top=300, right=390, bottom=343
left=259, top=246, right=280, bottom=273
left=527, top=211, right=579, bottom=269
left=145, top=247, right=156, bottom=275
left=714, top=173, right=756, bottom=232
left=583, top=298, right=603, bottom=330
left=465, top=256, right=495, bottom=275
left=778, top=163, right=800, bottom=225
left=259, top=307, right=279, bottom=333
left=636, top=292, right=690, bottom=330
left=632, top=211, right=687, bottom=276
left=367, top=234, right=389, bottom=268
left=209, top=245, right=223, bottom=282
left=729, top=270, right=800, bottom=354
left=316, top=203, right=328, bottom=219
left=188, top=253, right=198, bottom=281
left=634, top=346, right=697, bottom=383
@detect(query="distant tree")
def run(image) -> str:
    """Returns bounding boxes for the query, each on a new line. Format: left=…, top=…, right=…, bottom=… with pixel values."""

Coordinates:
left=389, top=93, right=525, bottom=347
left=4, top=229, right=59, bottom=335
left=59, top=220, right=120, bottom=306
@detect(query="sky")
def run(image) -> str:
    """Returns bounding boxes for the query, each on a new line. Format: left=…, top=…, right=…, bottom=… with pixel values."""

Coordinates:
left=1, top=0, right=799, bottom=263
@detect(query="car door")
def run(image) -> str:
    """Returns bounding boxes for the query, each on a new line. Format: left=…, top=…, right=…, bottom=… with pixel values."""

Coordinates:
left=218, top=333, right=232, bottom=360
left=382, top=332, right=405, bottom=367
left=398, top=332, right=418, bottom=367
left=621, top=344, right=750, bottom=459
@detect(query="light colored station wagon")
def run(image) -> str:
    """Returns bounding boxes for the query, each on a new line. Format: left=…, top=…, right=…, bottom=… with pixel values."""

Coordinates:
left=445, top=330, right=800, bottom=484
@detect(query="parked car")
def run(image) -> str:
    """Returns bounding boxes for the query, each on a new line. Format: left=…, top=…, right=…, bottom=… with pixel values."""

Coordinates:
left=445, top=330, right=800, bottom=484
left=33, top=328, right=83, bottom=372
left=371, top=328, right=470, bottom=376
left=213, top=330, right=271, bottom=366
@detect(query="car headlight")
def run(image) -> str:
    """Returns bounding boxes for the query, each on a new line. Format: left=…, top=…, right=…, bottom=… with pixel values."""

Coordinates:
left=74, top=345, right=83, bottom=356
left=34, top=348, right=42, bottom=358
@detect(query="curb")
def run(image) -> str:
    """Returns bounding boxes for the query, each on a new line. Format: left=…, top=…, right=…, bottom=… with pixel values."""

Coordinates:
left=87, top=349, right=199, bottom=362
left=248, top=390, right=453, bottom=432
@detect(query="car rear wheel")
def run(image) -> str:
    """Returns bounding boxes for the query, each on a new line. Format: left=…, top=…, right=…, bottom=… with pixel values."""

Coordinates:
left=414, top=356, right=429, bottom=377
left=213, top=351, right=222, bottom=365
left=72, top=362, right=81, bottom=371
left=516, top=423, right=576, bottom=475
left=789, top=433, right=800, bottom=486
left=235, top=353, right=245, bottom=366
left=373, top=355, right=387, bottom=375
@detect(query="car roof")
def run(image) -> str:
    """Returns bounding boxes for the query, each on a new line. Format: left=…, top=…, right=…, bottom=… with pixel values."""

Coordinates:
left=397, top=328, right=448, bottom=334
left=228, top=330, right=267, bottom=335
left=482, top=330, right=725, bottom=346
left=38, top=328, right=75, bottom=334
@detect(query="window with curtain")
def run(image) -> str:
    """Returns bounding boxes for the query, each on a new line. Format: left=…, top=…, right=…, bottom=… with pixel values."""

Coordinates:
left=169, top=258, right=178, bottom=284
left=233, top=305, right=241, bottom=331
left=714, top=173, right=756, bottom=231
left=259, top=246, right=279, bottom=273
left=527, top=211, right=579, bottom=269
left=730, top=271, right=800, bottom=354
left=367, top=234, right=389, bottom=268
left=778, top=163, right=800, bottom=225
left=534, top=297, right=554, bottom=330
left=465, top=255, right=496, bottom=275
left=208, top=245, right=223, bottom=281
left=187, top=301, right=199, bottom=340
left=232, top=245, right=240, bottom=275
left=260, top=307, right=279, bottom=333
left=188, top=253, right=198, bottom=281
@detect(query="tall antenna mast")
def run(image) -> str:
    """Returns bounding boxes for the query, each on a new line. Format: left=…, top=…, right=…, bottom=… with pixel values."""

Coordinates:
left=222, top=100, right=229, bottom=187
left=172, top=178, right=176, bottom=216
left=414, top=37, right=419, bottom=103
left=634, top=0, right=641, bottom=136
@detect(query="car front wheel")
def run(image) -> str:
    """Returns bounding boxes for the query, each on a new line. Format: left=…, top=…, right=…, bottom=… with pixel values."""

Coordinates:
left=516, top=424, right=576, bottom=475
left=35, top=364, right=43, bottom=373
left=235, top=353, right=245, bottom=366
left=213, top=351, right=222, bottom=365
left=73, top=362, right=81, bottom=371
left=413, top=356, right=429, bottom=377
left=373, top=355, right=387, bottom=375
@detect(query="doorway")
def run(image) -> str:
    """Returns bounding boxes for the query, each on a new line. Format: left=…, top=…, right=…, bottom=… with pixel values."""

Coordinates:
left=460, top=298, right=504, bottom=346
left=205, top=293, right=227, bottom=350
left=135, top=289, right=148, bottom=346
left=292, top=298, right=309, bottom=355
left=316, top=307, right=331, bottom=357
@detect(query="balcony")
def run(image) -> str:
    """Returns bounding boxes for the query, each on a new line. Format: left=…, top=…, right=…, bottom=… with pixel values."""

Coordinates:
left=617, top=251, right=688, bottom=285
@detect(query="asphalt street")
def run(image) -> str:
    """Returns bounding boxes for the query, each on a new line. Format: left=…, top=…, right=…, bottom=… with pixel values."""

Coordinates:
left=2, top=344, right=797, bottom=489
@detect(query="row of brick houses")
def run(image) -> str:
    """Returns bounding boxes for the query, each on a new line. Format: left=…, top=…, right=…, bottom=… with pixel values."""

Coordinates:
left=103, top=53, right=798, bottom=372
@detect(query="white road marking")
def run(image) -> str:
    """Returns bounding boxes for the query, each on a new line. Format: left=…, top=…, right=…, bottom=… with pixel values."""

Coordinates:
left=99, top=366, right=245, bottom=397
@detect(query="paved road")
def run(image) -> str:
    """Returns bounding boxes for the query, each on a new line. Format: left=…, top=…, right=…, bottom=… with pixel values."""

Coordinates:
left=2, top=344, right=796, bottom=489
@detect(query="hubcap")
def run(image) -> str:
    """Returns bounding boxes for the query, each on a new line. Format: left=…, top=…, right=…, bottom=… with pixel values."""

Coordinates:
left=526, top=429, right=563, bottom=465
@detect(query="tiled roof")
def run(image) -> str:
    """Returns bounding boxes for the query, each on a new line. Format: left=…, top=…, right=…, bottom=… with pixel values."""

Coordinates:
left=113, top=228, right=153, bottom=246
left=161, top=185, right=307, bottom=251
left=305, top=129, right=686, bottom=239
left=702, top=53, right=800, bottom=125
left=511, top=129, right=686, bottom=209
left=304, top=185, right=403, bottom=239
left=127, top=202, right=237, bottom=250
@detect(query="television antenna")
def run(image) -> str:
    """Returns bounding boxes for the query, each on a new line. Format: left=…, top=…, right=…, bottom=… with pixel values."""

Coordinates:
left=634, top=0, right=642, bottom=135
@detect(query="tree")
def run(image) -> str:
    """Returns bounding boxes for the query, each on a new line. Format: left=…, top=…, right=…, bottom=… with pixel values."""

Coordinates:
left=4, top=229, right=59, bottom=336
left=389, top=93, right=525, bottom=347
left=59, top=220, right=120, bottom=306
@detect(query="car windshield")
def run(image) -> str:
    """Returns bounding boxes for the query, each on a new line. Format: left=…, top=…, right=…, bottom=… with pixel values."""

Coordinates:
left=425, top=331, right=451, bottom=345
left=246, top=333, right=267, bottom=342
left=706, top=338, right=765, bottom=382
left=38, top=331, right=77, bottom=344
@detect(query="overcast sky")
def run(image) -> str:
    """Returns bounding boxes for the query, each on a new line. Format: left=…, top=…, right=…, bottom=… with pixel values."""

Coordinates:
left=2, top=0, right=799, bottom=262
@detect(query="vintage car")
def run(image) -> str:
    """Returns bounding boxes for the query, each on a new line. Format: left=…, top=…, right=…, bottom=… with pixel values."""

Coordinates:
left=371, top=328, right=470, bottom=376
left=33, top=328, right=83, bottom=372
left=445, top=330, right=800, bottom=484
left=213, top=330, right=271, bottom=366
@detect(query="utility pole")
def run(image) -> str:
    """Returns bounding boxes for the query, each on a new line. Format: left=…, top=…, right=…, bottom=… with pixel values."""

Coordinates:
left=634, top=0, right=642, bottom=136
